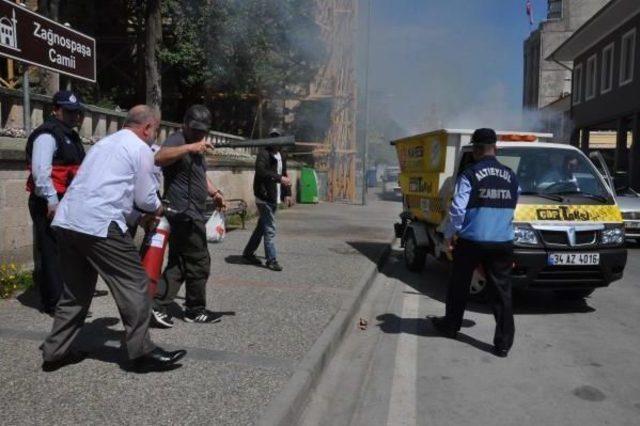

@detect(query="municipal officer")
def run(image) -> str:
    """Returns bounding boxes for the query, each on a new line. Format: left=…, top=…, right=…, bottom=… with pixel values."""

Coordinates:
left=26, top=91, right=87, bottom=316
left=431, top=128, right=518, bottom=358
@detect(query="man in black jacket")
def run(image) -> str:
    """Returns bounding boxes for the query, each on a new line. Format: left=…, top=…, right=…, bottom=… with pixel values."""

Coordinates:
left=26, top=91, right=86, bottom=315
left=242, top=128, right=292, bottom=271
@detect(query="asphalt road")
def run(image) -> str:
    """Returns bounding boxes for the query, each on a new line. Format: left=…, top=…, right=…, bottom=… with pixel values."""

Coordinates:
left=301, top=244, right=640, bottom=426
left=0, top=195, right=400, bottom=425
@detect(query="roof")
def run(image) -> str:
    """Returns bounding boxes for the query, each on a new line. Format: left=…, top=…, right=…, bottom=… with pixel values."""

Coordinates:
left=549, top=0, right=640, bottom=62
left=391, top=129, right=554, bottom=145
left=493, top=142, right=581, bottom=150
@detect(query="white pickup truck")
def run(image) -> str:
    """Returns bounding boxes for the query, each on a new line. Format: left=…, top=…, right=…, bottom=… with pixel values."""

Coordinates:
left=392, top=129, right=627, bottom=300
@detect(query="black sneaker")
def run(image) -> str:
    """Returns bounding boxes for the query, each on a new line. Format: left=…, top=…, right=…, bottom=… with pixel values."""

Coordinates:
left=94, top=290, right=109, bottom=297
left=266, top=260, right=283, bottom=272
left=184, top=309, right=223, bottom=324
left=242, top=253, right=262, bottom=266
left=151, top=309, right=174, bottom=328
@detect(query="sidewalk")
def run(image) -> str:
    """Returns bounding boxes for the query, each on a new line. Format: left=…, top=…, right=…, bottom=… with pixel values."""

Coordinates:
left=0, top=193, right=400, bottom=425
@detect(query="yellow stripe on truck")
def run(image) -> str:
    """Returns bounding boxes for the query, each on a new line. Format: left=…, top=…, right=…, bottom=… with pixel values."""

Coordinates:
left=515, top=204, right=623, bottom=223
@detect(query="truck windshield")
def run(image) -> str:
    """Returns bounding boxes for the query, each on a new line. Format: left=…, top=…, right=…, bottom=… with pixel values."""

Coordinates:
left=384, top=173, right=399, bottom=182
left=496, top=147, right=611, bottom=201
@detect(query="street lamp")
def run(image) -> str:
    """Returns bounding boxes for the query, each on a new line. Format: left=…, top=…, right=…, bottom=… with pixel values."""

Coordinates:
left=362, top=0, right=372, bottom=206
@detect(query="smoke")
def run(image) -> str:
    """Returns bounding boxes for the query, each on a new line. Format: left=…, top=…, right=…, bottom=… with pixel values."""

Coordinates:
left=445, top=83, right=548, bottom=132
left=358, top=1, right=539, bottom=141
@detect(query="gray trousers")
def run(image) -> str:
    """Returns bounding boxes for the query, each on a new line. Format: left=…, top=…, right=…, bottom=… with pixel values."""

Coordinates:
left=41, top=223, right=156, bottom=361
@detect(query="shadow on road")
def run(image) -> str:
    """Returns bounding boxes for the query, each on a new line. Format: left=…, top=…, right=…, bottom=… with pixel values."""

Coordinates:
left=375, top=313, right=495, bottom=355
left=375, top=192, right=402, bottom=202
left=346, top=241, right=392, bottom=268
left=392, top=255, right=596, bottom=316
left=16, top=285, right=42, bottom=312
left=346, top=244, right=597, bottom=316
left=225, top=255, right=257, bottom=265
left=74, top=317, right=128, bottom=367
left=72, top=317, right=190, bottom=372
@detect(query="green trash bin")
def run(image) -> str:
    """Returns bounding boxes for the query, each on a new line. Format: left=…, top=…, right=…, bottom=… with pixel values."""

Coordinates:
left=299, top=167, right=319, bottom=204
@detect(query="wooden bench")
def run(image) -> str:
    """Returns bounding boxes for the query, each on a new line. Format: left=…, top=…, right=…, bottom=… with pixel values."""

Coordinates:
left=205, top=198, right=248, bottom=229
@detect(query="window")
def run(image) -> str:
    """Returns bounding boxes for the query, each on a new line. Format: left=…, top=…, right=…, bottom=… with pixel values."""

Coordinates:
left=548, top=0, right=562, bottom=20
left=620, top=29, right=636, bottom=86
left=585, top=54, right=597, bottom=100
left=573, top=64, right=583, bottom=105
left=601, top=43, right=614, bottom=93
left=498, top=147, right=609, bottom=199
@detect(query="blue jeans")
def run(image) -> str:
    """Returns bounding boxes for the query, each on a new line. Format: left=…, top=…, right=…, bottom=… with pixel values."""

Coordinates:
left=244, top=202, right=277, bottom=262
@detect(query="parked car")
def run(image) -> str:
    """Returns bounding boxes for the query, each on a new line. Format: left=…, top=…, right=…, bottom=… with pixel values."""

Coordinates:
left=590, top=151, right=640, bottom=241
left=382, top=167, right=401, bottom=199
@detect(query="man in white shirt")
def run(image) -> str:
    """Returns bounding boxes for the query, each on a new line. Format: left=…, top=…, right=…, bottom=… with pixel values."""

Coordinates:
left=126, top=143, right=163, bottom=238
left=41, top=105, right=186, bottom=373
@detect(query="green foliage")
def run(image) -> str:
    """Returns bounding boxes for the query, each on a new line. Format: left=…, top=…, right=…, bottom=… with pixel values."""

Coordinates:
left=160, top=0, right=210, bottom=89
left=203, top=0, right=324, bottom=97
left=0, top=263, right=33, bottom=299
left=51, top=0, right=324, bottom=129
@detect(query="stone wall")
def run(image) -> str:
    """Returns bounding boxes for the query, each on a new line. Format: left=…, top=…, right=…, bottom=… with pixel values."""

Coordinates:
left=0, top=145, right=300, bottom=266
left=208, top=158, right=300, bottom=214
left=0, top=165, right=32, bottom=265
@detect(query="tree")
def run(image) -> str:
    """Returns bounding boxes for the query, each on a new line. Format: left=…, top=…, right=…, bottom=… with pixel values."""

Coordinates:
left=46, top=0, right=324, bottom=132
left=36, top=0, right=61, bottom=95
left=145, top=0, right=162, bottom=112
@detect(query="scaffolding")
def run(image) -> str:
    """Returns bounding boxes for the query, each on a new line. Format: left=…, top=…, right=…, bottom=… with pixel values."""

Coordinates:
left=308, top=0, right=358, bottom=202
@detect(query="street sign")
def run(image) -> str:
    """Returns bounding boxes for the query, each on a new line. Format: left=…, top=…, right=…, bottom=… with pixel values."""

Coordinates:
left=0, top=0, right=96, bottom=82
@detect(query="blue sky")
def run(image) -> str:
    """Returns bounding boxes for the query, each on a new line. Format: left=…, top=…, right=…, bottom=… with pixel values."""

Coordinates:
left=365, top=0, right=548, bottom=132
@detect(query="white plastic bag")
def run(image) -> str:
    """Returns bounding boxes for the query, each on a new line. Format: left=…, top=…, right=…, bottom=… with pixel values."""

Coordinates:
left=206, top=210, right=226, bottom=242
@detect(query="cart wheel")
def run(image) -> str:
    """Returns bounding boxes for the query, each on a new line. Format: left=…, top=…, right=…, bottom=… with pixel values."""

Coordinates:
left=404, top=229, right=427, bottom=272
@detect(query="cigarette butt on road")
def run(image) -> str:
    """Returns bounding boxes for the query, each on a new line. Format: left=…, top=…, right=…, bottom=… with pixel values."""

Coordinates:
left=358, top=318, right=368, bottom=330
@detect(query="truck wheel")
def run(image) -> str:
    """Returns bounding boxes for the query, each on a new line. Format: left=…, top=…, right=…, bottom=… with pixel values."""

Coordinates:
left=469, top=266, right=489, bottom=298
left=404, top=230, right=427, bottom=272
left=554, top=289, right=595, bottom=300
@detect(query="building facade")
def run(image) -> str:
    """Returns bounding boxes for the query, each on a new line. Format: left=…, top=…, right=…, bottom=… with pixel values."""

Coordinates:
left=523, top=0, right=610, bottom=111
left=550, top=0, right=640, bottom=188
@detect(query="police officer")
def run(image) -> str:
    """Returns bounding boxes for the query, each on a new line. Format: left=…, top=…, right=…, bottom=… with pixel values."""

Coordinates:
left=431, top=128, right=518, bottom=357
left=26, top=91, right=86, bottom=316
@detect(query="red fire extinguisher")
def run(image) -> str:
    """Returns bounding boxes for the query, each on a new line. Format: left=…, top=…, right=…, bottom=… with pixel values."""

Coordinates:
left=140, top=216, right=171, bottom=297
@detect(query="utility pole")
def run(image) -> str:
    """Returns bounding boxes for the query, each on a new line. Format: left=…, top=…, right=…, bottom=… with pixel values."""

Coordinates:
left=361, top=0, right=372, bottom=206
left=23, top=67, right=31, bottom=133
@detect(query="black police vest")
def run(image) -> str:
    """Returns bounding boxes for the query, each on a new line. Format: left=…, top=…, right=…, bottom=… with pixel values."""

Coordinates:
left=25, top=118, right=85, bottom=195
left=461, top=157, right=518, bottom=210
left=26, top=118, right=85, bottom=165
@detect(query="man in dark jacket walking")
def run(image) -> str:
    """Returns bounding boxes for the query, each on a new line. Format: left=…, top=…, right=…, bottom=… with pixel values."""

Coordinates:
left=242, top=128, right=292, bottom=271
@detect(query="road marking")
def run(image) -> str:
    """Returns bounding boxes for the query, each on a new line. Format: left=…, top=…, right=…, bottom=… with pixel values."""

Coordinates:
left=386, top=287, right=418, bottom=426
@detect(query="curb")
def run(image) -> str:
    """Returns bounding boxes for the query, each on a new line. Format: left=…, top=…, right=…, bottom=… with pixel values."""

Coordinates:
left=259, top=237, right=396, bottom=426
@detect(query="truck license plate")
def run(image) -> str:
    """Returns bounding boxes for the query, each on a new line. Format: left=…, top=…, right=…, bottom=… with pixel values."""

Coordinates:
left=548, top=253, right=600, bottom=266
